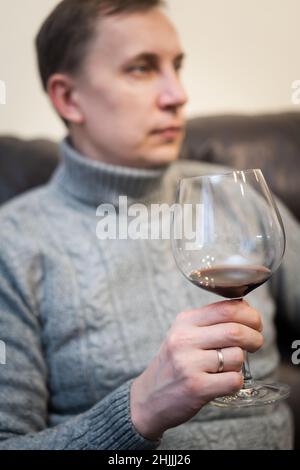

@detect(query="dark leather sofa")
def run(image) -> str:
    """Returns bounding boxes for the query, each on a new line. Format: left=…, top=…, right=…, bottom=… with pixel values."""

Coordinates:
left=1, top=112, right=300, bottom=448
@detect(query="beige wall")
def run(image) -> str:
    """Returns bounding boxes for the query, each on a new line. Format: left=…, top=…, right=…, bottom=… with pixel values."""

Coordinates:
left=0, top=0, right=63, bottom=139
left=0, top=0, right=299, bottom=140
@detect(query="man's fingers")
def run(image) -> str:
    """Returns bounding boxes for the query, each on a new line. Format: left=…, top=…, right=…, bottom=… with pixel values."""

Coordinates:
left=199, top=371, right=244, bottom=400
left=196, top=322, right=264, bottom=352
left=194, top=347, right=244, bottom=373
left=180, top=300, right=263, bottom=332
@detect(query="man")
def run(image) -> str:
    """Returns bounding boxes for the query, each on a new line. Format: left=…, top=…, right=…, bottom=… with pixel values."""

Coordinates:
left=0, top=0, right=299, bottom=449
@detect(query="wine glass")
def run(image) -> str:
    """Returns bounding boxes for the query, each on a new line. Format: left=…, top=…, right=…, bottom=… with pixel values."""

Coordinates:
left=171, top=169, right=290, bottom=407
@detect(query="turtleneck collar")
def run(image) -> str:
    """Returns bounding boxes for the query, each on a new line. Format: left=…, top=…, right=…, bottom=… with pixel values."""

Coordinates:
left=50, top=137, right=169, bottom=207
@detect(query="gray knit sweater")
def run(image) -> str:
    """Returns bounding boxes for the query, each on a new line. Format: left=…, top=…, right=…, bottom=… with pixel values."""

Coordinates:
left=0, top=138, right=299, bottom=450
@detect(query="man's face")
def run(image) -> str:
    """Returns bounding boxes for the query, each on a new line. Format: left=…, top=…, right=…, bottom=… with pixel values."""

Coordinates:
left=72, top=8, right=188, bottom=168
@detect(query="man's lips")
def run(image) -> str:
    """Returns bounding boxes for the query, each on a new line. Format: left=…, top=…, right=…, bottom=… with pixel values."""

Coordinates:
left=151, top=126, right=184, bottom=139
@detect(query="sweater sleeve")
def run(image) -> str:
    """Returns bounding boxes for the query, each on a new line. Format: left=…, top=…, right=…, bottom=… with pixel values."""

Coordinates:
left=0, top=231, right=159, bottom=450
left=268, top=197, right=300, bottom=333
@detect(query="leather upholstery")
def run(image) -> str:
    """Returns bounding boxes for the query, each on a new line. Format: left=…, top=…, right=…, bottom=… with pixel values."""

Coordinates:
left=182, top=113, right=300, bottom=222
left=0, top=136, right=59, bottom=204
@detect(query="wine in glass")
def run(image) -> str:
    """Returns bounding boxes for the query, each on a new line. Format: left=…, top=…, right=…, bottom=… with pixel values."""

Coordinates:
left=171, top=169, right=290, bottom=407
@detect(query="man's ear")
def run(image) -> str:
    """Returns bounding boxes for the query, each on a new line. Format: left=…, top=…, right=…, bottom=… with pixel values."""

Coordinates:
left=47, top=74, right=84, bottom=125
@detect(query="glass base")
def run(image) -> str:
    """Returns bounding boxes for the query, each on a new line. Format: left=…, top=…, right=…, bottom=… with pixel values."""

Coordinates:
left=211, top=381, right=290, bottom=408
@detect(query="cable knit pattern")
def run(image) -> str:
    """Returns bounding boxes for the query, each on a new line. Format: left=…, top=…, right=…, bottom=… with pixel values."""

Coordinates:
left=0, top=137, right=299, bottom=449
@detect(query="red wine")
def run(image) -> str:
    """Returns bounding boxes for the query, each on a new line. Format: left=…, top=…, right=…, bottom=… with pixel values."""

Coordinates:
left=188, top=265, right=271, bottom=298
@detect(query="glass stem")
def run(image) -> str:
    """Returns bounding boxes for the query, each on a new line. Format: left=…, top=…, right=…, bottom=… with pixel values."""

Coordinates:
left=242, top=351, right=254, bottom=389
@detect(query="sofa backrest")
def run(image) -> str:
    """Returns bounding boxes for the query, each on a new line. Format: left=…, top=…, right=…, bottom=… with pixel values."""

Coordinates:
left=0, top=137, right=59, bottom=205
left=182, top=113, right=300, bottom=221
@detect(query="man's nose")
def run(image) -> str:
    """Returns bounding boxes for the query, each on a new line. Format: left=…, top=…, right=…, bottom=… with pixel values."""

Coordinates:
left=157, top=71, right=188, bottom=110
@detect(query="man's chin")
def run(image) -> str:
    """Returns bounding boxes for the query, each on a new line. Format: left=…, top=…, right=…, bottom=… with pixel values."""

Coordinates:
left=142, top=143, right=182, bottom=168
left=113, top=141, right=183, bottom=169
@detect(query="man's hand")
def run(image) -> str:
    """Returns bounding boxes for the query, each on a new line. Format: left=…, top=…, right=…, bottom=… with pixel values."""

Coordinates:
left=130, top=299, right=263, bottom=441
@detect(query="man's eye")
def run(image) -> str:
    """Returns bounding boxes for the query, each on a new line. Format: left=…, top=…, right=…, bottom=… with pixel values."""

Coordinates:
left=174, top=62, right=183, bottom=73
left=128, top=64, right=152, bottom=74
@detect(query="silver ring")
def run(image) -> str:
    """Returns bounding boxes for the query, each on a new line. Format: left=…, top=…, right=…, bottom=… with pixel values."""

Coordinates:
left=216, top=349, right=224, bottom=373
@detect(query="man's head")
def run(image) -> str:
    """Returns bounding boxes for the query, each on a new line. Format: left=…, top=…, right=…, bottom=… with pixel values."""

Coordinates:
left=36, top=0, right=188, bottom=168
